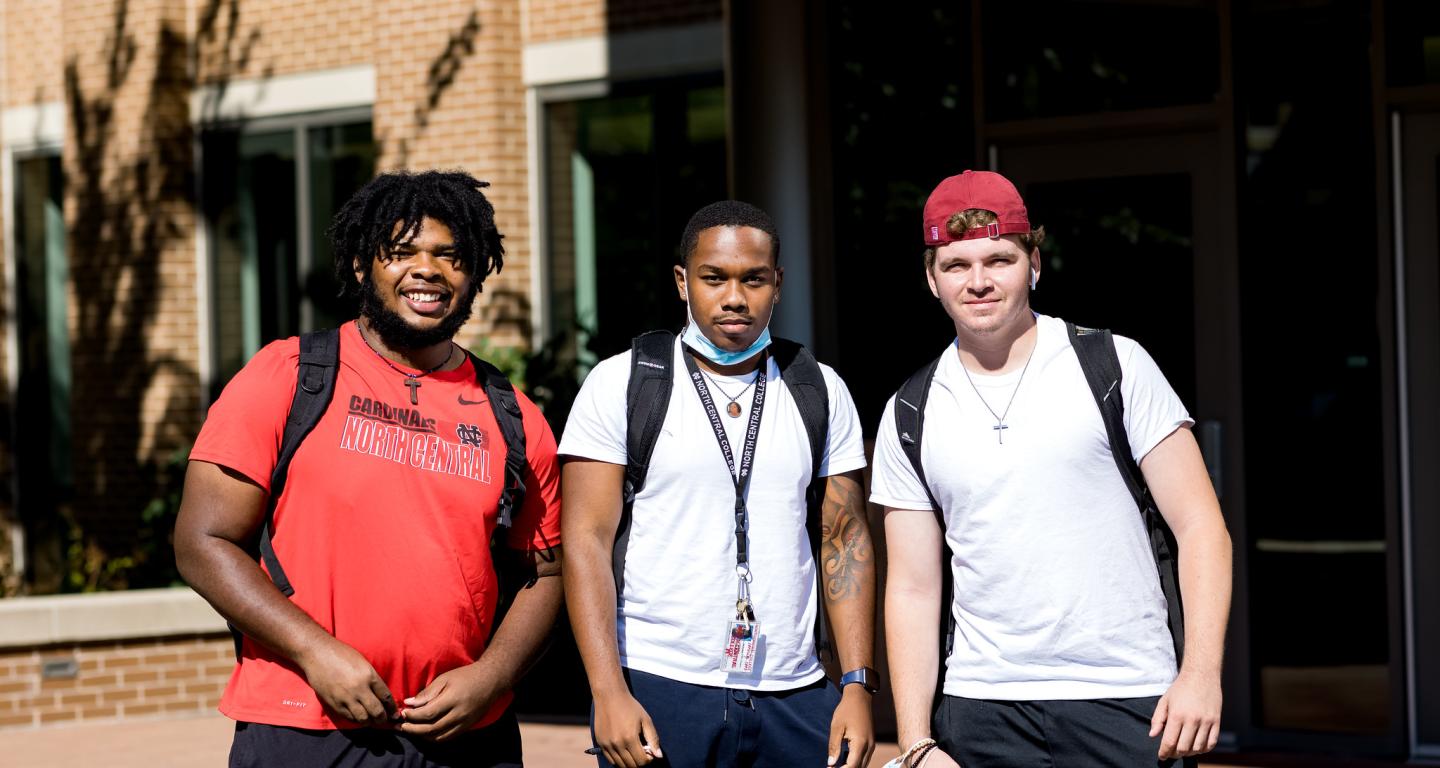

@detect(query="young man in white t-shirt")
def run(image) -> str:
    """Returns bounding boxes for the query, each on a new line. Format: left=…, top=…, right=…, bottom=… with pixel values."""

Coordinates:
left=872, top=171, right=1233, bottom=768
left=561, top=201, right=877, bottom=768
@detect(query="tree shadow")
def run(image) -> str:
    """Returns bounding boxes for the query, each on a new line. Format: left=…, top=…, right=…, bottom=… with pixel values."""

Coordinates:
left=20, top=0, right=262, bottom=592
left=386, top=9, right=482, bottom=168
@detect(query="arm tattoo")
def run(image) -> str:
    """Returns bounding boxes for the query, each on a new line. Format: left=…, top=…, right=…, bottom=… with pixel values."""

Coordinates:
left=820, top=477, right=872, bottom=603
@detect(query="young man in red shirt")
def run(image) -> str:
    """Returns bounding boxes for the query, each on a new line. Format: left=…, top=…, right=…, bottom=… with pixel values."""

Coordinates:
left=176, top=171, right=563, bottom=767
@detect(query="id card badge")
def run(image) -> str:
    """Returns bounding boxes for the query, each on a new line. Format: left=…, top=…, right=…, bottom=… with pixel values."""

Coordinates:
left=723, top=620, right=760, bottom=673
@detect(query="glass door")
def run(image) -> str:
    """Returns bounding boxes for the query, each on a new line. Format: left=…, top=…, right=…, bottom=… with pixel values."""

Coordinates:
left=1398, top=108, right=1440, bottom=759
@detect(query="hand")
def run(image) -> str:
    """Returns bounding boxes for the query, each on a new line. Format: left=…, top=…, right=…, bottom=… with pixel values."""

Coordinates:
left=296, top=637, right=397, bottom=727
left=1150, top=671, right=1222, bottom=759
left=829, top=686, right=875, bottom=767
left=592, top=689, right=663, bottom=768
left=397, top=663, right=505, bottom=742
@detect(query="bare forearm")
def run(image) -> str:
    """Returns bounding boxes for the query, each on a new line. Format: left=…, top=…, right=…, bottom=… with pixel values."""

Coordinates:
left=564, top=533, right=628, bottom=696
left=178, top=536, right=340, bottom=668
left=886, top=584, right=942, bottom=747
left=820, top=472, right=875, bottom=671
left=1175, top=518, right=1232, bottom=678
left=475, top=550, right=565, bottom=689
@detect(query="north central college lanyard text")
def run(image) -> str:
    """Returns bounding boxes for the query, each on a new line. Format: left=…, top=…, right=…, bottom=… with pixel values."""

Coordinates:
left=683, top=348, right=767, bottom=620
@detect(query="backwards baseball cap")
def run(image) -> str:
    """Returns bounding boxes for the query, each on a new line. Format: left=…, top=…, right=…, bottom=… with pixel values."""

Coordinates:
left=922, top=170, right=1030, bottom=247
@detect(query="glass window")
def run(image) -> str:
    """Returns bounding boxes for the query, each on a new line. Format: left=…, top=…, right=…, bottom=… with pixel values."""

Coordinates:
left=12, top=152, right=69, bottom=589
left=982, top=0, right=1220, bottom=122
left=203, top=118, right=375, bottom=392
left=1239, top=0, right=1389, bottom=735
left=544, top=79, right=729, bottom=368
left=825, top=0, right=975, bottom=427
left=1386, top=1, right=1440, bottom=86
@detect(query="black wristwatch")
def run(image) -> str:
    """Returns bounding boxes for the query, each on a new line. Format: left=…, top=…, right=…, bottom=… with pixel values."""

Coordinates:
left=839, top=666, right=878, bottom=694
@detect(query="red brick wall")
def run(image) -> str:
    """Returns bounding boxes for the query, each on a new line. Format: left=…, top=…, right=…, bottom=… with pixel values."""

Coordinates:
left=191, top=0, right=375, bottom=86
left=62, top=0, right=201, bottom=565
left=0, top=634, right=233, bottom=729
left=374, top=0, right=533, bottom=351
left=525, top=0, right=720, bottom=43
left=3, top=0, right=65, bottom=108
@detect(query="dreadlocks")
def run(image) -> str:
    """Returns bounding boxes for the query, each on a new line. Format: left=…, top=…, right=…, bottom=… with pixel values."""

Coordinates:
left=329, top=170, right=505, bottom=300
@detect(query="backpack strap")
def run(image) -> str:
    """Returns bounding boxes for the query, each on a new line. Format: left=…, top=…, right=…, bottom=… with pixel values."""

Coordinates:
left=231, top=328, right=340, bottom=659
left=617, top=330, right=678, bottom=592
left=464, top=350, right=531, bottom=638
left=892, top=355, right=955, bottom=666
left=1066, top=322, right=1186, bottom=665
left=770, top=338, right=831, bottom=659
left=465, top=351, right=528, bottom=533
left=260, top=328, right=342, bottom=598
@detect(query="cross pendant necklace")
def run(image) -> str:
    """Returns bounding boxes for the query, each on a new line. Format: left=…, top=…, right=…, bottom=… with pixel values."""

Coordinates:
left=958, top=341, right=1036, bottom=445
left=356, top=320, right=455, bottom=405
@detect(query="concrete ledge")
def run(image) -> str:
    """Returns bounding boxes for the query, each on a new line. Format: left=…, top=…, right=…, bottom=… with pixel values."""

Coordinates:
left=0, top=588, right=227, bottom=648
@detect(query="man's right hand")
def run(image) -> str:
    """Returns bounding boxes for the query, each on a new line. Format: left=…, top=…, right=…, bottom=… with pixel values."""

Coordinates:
left=297, top=637, right=397, bottom=727
left=592, top=690, right=664, bottom=768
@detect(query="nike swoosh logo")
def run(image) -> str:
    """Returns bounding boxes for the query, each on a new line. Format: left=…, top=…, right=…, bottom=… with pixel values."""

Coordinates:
left=458, top=395, right=487, bottom=406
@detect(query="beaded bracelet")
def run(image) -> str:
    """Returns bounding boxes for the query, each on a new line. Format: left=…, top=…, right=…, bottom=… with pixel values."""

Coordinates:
left=885, top=737, right=936, bottom=768
left=909, top=743, right=938, bottom=767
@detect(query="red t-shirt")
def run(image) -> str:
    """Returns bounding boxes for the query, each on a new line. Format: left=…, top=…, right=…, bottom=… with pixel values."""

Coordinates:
left=191, top=322, right=562, bottom=730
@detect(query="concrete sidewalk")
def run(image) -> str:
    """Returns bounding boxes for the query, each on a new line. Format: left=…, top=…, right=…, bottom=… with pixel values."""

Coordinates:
left=1, top=713, right=904, bottom=767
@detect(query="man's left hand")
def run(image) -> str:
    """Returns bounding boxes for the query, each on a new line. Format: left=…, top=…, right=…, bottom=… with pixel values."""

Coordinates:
left=397, top=663, right=504, bottom=742
left=1150, top=671, right=1222, bottom=759
left=828, top=685, right=875, bottom=767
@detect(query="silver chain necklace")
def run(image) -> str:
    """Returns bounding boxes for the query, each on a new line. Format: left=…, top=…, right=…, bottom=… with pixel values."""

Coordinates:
left=699, top=369, right=758, bottom=418
left=957, top=341, right=1036, bottom=445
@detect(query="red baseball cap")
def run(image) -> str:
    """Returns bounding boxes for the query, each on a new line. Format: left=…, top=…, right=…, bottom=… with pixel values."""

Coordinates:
left=922, top=170, right=1030, bottom=246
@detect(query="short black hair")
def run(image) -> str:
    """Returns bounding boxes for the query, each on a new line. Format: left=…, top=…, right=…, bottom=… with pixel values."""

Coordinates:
left=329, top=170, right=505, bottom=299
left=678, top=200, right=779, bottom=266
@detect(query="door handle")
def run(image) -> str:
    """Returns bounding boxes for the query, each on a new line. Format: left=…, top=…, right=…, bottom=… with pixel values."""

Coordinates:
left=1198, top=419, right=1223, bottom=499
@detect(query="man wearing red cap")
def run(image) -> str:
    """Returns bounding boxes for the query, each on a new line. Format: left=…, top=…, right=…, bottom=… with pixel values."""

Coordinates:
left=871, top=170, right=1232, bottom=767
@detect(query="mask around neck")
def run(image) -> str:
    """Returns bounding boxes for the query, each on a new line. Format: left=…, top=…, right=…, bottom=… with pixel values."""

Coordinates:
left=679, top=292, right=772, bottom=367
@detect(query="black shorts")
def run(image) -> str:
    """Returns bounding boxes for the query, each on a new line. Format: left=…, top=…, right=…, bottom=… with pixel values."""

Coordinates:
left=932, top=695, right=1199, bottom=768
left=229, top=710, right=522, bottom=768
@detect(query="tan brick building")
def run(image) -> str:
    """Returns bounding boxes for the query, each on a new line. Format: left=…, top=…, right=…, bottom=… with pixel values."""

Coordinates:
left=4, top=0, right=1440, bottom=761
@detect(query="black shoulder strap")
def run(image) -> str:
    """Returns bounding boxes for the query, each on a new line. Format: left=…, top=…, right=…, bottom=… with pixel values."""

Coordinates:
left=465, top=351, right=528, bottom=534
left=770, top=339, right=828, bottom=485
left=1066, top=322, right=1186, bottom=665
left=892, top=355, right=955, bottom=663
left=616, top=330, right=677, bottom=592
left=231, top=329, right=339, bottom=659
left=771, top=338, right=832, bottom=658
left=260, top=328, right=341, bottom=598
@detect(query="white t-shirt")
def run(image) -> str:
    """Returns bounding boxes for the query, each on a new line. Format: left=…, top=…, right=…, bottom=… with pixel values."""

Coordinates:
left=559, top=337, right=868, bottom=690
left=870, top=314, right=1192, bottom=700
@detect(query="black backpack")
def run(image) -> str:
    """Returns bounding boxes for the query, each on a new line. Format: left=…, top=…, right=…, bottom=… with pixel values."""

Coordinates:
left=892, top=322, right=1186, bottom=671
left=232, top=327, right=530, bottom=656
left=618, top=330, right=833, bottom=655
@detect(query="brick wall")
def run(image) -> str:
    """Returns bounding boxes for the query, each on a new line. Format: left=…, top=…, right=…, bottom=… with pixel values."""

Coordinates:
left=191, top=0, right=374, bottom=86
left=525, top=0, right=605, bottom=42
left=3, top=0, right=65, bottom=108
left=62, top=0, right=201, bottom=564
left=0, top=634, right=232, bottom=729
left=525, top=0, right=720, bottom=44
left=374, top=0, right=533, bottom=351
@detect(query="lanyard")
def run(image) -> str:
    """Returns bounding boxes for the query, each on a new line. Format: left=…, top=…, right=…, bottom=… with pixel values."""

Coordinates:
left=682, top=348, right=768, bottom=620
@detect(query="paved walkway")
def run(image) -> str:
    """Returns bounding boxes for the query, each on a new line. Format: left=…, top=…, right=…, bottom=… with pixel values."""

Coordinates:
left=1, top=713, right=903, bottom=767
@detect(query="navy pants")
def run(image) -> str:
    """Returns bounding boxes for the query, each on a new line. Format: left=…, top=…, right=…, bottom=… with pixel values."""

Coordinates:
left=933, top=695, right=1199, bottom=768
left=229, top=711, right=523, bottom=768
left=593, top=668, right=841, bottom=768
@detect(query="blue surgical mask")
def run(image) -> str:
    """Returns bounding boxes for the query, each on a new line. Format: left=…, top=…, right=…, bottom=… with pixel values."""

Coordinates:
left=679, top=284, right=772, bottom=366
